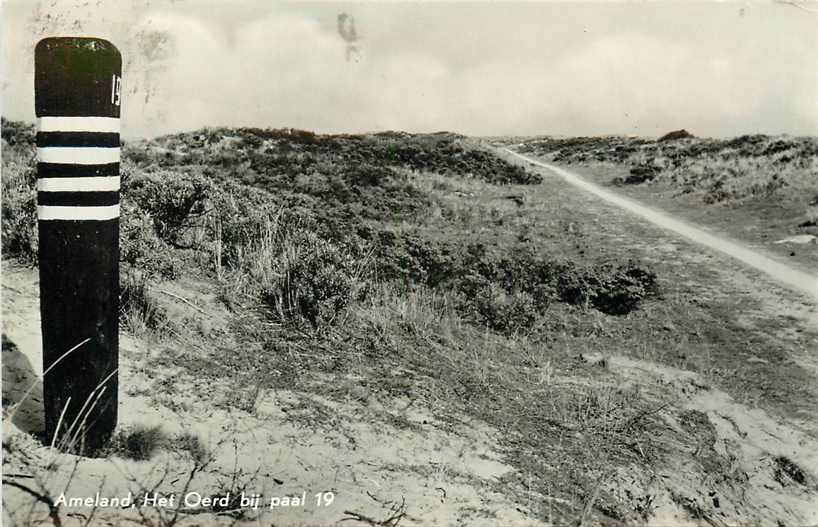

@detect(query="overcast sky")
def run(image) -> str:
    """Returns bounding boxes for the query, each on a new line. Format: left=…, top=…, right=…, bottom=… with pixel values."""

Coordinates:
left=2, top=0, right=817, bottom=138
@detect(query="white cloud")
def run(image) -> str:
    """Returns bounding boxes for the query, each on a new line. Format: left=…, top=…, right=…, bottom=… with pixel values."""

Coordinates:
left=2, top=0, right=816, bottom=138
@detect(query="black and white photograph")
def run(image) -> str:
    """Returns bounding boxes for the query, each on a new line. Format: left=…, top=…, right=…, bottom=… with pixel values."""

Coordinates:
left=1, top=1, right=817, bottom=525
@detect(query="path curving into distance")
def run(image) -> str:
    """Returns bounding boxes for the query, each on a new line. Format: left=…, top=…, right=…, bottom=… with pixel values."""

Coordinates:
left=504, top=148, right=818, bottom=303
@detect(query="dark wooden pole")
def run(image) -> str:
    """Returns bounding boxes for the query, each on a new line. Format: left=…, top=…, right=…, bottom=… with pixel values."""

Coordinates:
left=35, top=37, right=121, bottom=454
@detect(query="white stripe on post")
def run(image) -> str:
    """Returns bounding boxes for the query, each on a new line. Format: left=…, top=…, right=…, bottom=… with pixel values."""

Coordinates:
left=38, top=204, right=120, bottom=221
left=38, top=176, right=121, bottom=192
left=37, top=116, right=120, bottom=133
left=37, top=147, right=120, bottom=165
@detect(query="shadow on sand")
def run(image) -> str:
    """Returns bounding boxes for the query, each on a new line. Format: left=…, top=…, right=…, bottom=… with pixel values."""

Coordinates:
left=2, top=333, right=45, bottom=435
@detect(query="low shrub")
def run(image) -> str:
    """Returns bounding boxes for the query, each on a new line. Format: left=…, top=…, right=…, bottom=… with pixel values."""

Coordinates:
left=1, top=117, right=36, bottom=149
left=1, top=163, right=38, bottom=264
left=557, top=261, right=658, bottom=315
left=261, top=230, right=370, bottom=328
left=120, top=202, right=180, bottom=279
left=373, top=233, right=657, bottom=323
left=124, top=169, right=213, bottom=244
left=214, top=205, right=372, bottom=329
left=373, top=231, right=454, bottom=287
left=106, top=424, right=168, bottom=461
left=119, top=272, right=165, bottom=334
left=617, top=165, right=659, bottom=185
left=470, top=281, right=539, bottom=334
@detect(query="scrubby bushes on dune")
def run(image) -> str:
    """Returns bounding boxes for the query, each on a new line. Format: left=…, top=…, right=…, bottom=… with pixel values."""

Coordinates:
left=120, top=201, right=180, bottom=279
left=1, top=117, right=36, bottom=150
left=556, top=261, right=659, bottom=315
left=661, top=156, right=803, bottom=204
left=658, top=129, right=694, bottom=142
left=372, top=230, right=454, bottom=286
left=128, top=126, right=540, bottom=186
left=460, top=276, right=539, bottom=334
left=520, top=134, right=818, bottom=205
left=121, top=166, right=657, bottom=330
left=2, top=121, right=38, bottom=263
left=454, top=245, right=657, bottom=327
left=261, top=230, right=371, bottom=328
left=372, top=236, right=658, bottom=333
left=121, top=165, right=375, bottom=329
left=1, top=163, right=38, bottom=263
left=124, top=169, right=213, bottom=244
left=214, top=206, right=371, bottom=328
left=3, top=119, right=657, bottom=340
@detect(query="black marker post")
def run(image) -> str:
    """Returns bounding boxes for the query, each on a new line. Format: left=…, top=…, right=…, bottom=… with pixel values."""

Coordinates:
left=35, top=37, right=122, bottom=454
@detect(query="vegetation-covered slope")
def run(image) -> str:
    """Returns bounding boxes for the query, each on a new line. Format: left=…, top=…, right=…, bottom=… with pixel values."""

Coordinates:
left=2, top=119, right=655, bottom=325
left=3, top=120, right=817, bottom=527
left=512, top=133, right=818, bottom=269
left=517, top=134, right=817, bottom=207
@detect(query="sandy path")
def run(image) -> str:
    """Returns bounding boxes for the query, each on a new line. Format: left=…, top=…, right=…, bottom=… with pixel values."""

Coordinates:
left=504, top=149, right=818, bottom=303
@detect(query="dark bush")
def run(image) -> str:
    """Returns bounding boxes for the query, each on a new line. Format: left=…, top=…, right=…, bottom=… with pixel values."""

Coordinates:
left=774, top=456, right=807, bottom=486
left=373, top=231, right=454, bottom=287
left=119, top=202, right=180, bottom=278
left=557, top=262, right=658, bottom=315
left=125, top=169, right=213, bottom=243
left=456, top=275, right=539, bottom=334
left=450, top=245, right=557, bottom=328
left=1, top=117, right=35, bottom=147
left=622, top=165, right=659, bottom=185
left=1, top=165, right=38, bottom=263
left=373, top=232, right=657, bottom=324
left=107, top=425, right=168, bottom=461
left=493, top=250, right=562, bottom=311
left=262, top=231, right=370, bottom=328
left=658, top=129, right=694, bottom=142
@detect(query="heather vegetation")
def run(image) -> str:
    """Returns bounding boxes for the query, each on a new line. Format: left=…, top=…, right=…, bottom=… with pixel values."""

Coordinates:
left=518, top=134, right=818, bottom=207
left=6, top=119, right=816, bottom=526
left=1, top=118, right=667, bottom=523
left=2, top=120, right=656, bottom=329
left=1, top=119, right=37, bottom=263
